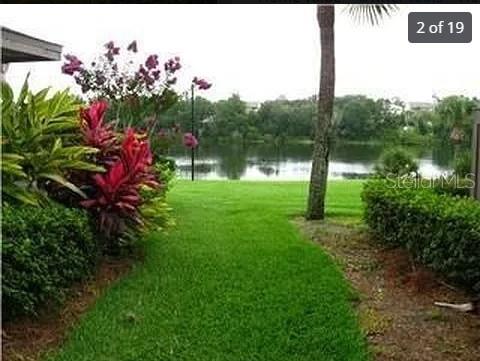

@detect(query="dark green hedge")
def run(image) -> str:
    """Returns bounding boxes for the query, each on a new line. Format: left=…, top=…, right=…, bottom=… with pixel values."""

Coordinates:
left=2, top=204, right=98, bottom=320
left=362, top=180, right=480, bottom=292
left=430, top=177, right=473, bottom=198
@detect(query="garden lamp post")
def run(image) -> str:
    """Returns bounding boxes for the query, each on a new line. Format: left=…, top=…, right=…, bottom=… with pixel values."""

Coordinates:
left=191, top=83, right=195, bottom=181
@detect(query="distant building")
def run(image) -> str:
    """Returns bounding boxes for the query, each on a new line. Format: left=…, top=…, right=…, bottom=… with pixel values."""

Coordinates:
left=200, top=115, right=215, bottom=124
left=406, top=101, right=433, bottom=111
left=246, top=101, right=260, bottom=113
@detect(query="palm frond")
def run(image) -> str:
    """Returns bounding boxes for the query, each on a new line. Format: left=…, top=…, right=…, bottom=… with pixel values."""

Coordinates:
left=344, top=4, right=399, bottom=26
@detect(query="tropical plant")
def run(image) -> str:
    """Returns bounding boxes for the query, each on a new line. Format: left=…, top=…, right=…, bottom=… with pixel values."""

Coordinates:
left=79, top=99, right=119, bottom=164
left=433, top=95, right=476, bottom=145
left=1, top=78, right=102, bottom=205
left=306, top=4, right=398, bottom=220
left=139, top=183, right=174, bottom=235
left=80, top=125, right=159, bottom=246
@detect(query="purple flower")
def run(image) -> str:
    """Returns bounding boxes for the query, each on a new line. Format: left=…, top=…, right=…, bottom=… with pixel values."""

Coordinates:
left=127, top=40, right=138, bottom=53
left=164, top=57, right=181, bottom=73
left=61, top=54, right=83, bottom=75
left=192, top=77, right=212, bottom=90
left=145, top=54, right=159, bottom=70
left=138, top=65, right=148, bottom=76
left=183, top=132, right=198, bottom=149
left=152, top=70, right=161, bottom=80
left=137, top=65, right=154, bottom=86
left=105, top=41, right=115, bottom=49
left=104, top=41, right=120, bottom=61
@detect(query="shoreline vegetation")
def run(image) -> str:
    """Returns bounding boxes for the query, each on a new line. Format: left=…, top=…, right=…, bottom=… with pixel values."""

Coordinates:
left=159, top=94, right=476, bottom=152
left=202, top=135, right=433, bottom=146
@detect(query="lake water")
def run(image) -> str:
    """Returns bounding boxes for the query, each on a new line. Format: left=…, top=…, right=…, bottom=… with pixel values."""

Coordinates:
left=169, top=142, right=455, bottom=181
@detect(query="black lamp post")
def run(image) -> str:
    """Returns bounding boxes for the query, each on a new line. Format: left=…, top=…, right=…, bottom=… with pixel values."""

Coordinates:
left=191, top=83, right=195, bottom=181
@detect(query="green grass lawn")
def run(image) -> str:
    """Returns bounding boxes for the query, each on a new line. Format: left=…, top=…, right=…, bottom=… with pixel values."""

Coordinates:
left=48, top=181, right=368, bottom=361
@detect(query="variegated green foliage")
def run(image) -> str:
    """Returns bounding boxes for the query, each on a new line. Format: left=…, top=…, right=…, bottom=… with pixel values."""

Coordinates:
left=1, top=77, right=103, bottom=204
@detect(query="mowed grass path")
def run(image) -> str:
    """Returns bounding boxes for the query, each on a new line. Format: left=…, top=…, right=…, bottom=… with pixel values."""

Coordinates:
left=49, top=181, right=368, bottom=361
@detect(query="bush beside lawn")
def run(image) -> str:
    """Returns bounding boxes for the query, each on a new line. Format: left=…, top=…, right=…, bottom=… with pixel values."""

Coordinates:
left=362, top=180, right=480, bottom=292
left=2, top=204, right=98, bottom=319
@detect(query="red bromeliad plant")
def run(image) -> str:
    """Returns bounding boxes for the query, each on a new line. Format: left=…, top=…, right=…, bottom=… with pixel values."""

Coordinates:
left=79, top=100, right=118, bottom=165
left=80, top=122, right=159, bottom=244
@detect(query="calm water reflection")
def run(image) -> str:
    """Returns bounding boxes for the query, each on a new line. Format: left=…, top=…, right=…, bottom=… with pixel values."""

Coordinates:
left=169, top=142, right=454, bottom=180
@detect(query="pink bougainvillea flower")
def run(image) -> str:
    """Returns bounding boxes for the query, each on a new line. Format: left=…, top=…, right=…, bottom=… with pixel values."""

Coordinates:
left=61, top=54, right=83, bottom=75
left=104, top=41, right=119, bottom=54
left=164, top=57, right=181, bottom=73
left=152, top=70, right=161, bottom=80
left=192, top=76, right=212, bottom=90
left=183, top=132, right=199, bottom=149
left=138, top=65, right=148, bottom=77
left=127, top=40, right=138, bottom=53
left=137, top=65, right=154, bottom=86
left=145, top=54, right=159, bottom=70
left=104, top=41, right=120, bottom=61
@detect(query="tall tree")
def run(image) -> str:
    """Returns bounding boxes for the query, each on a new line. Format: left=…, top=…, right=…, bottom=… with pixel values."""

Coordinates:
left=306, top=4, right=398, bottom=220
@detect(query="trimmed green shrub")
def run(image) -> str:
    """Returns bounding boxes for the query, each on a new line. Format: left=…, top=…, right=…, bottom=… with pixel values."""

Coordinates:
left=430, top=177, right=473, bottom=198
left=2, top=204, right=98, bottom=319
left=362, top=180, right=480, bottom=292
left=374, top=147, right=418, bottom=177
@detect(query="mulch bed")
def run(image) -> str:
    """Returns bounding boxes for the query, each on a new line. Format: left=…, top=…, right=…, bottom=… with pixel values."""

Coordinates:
left=295, top=218, right=480, bottom=361
left=2, top=255, right=136, bottom=361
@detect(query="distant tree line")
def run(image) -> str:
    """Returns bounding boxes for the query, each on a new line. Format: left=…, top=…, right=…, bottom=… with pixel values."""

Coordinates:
left=158, top=93, right=478, bottom=146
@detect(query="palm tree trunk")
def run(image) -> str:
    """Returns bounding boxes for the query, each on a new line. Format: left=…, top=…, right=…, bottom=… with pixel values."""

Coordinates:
left=306, top=4, right=335, bottom=220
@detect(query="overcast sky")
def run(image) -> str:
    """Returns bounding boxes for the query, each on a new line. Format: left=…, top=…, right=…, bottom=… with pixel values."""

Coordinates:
left=1, top=4, right=478, bottom=103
